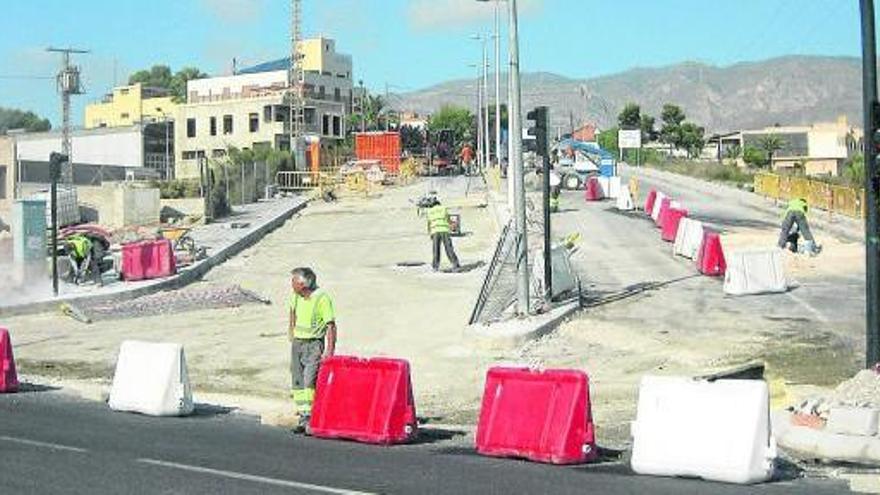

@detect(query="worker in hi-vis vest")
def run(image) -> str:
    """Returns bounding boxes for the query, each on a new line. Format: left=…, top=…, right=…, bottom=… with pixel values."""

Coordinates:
left=777, top=197, right=820, bottom=255
left=425, top=196, right=461, bottom=272
left=288, top=266, right=336, bottom=434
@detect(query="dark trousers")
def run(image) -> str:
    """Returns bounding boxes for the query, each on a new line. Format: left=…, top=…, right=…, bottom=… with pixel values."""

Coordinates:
left=432, top=233, right=460, bottom=270
left=777, top=211, right=815, bottom=249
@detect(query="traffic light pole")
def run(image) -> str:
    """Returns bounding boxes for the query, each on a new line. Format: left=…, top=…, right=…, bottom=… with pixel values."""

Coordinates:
left=542, top=143, right=552, bottom=304
left=862, top=0, right=880, bottom=367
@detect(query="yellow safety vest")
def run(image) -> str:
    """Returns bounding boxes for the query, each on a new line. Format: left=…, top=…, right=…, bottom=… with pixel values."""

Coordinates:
left=67, top=235, right=91, bottom=258
left=785, top=198, right=808, bottom=218
left=288, top=289, right=335, bottom=340
left=426, top=205, right=450, bottom=235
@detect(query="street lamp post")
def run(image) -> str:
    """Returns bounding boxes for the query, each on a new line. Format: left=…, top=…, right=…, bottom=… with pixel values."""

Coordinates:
left=482, top=38, right=490, bottom=171
left=469, top=61, right=483, bottom=171
left=477, top=0, right=504, bottom=168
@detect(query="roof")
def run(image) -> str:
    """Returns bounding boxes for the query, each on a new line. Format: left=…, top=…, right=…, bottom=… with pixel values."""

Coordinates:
left=238, top=57, right=290, bottom=75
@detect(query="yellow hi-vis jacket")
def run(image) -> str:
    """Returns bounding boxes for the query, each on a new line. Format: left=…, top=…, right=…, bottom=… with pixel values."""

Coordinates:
left=426, top=205, right=451, bottom=235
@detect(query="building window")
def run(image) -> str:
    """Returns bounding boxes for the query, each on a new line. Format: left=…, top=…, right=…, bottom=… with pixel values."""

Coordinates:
left=223, top=115, right=233, bottom=135
left=322, top=115, right=330, bottom=135
left=325, top=43, right=330, bottom=52
left=322, top=71, right=332, bottom=76
left=332, top=115, right=341, bottom=137
left=182, top=151, right=197, bottom=160
left=121, top=112, right=130, bottom=119
left=336, top=73, right=346, bottom=79
left=319, top=86, right=326, bottom=99
left=0, top=166, right=6, bottom=199
left=304, top=108, right=316, bottom=125
left=210, top=116, right=217, bottom=136
left=186, top=118, right=196, bottom=138
left=249, top=113, right=259, bottom=133
left=212, top=149, right=227, bottom=158
left=334, top=88, right=341, bottom=102
left=120, top=88, right=130, bottom=95
left=263, top=105, right=272, bottom=123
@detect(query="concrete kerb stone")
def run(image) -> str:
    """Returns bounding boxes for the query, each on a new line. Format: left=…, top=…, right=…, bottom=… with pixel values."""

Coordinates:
left=623, top=164, right=864, bottom=243
left=0, top=198, right=309, bottom=317
left=466, top=301, right=580, bottom=350
left=773, top=409, right=880, bottom=465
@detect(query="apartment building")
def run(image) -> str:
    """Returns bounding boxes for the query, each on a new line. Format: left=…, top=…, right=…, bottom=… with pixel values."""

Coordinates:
left=84, top=83, right=177, bottom=129
left=174, top=37, right=352, bottom=179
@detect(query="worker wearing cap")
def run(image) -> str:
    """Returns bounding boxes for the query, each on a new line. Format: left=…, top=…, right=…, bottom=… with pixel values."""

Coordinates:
left=425, top=197, right=461, bottom=272
left=288, top=266, right=336, bottom=434
left=778, top=197, right=819, bottom=255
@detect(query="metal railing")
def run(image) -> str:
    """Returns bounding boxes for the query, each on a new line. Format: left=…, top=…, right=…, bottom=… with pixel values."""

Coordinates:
left=754, top=172, right=865, bottom=218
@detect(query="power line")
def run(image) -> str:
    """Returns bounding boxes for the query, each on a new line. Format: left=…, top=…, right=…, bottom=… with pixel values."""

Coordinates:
left=0, top=75, right=54, bottom=80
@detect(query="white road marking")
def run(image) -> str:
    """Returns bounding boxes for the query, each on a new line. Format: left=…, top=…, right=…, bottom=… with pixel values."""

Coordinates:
left=0, top=435, right=88, bottom=453
left=786, top=291, right=831, bottom=324
left=137, top=458, right=375, bottom=494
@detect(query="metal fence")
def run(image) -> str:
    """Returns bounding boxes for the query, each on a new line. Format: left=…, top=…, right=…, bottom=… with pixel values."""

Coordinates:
left=754, top=172, right=865, bottom=219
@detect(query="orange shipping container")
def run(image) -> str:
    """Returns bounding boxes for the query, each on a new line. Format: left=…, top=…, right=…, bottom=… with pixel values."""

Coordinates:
left=355, top=132, right=401, bottom=173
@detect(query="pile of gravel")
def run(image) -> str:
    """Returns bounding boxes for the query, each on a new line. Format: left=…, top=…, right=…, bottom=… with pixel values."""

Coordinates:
left=792, top=369, right=880, bottom=418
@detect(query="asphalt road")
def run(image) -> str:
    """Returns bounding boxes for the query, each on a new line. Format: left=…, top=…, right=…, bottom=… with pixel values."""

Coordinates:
left=0, top=390, right=851, bottom=494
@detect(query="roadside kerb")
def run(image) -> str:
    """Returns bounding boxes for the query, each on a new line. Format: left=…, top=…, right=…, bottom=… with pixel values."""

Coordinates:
left=621, top=164, right=863, bottom=243
left=0, top=197, right=309, bottom=317
left=467, top=300, right=580, bottom=350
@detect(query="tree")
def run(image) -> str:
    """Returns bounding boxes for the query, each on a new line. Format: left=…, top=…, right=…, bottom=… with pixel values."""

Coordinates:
left=757, top=134, right=785, bottom=168
left=617, top=103, right=641, bottom=130
left=597, top=126, right=619, bottom=153
left=129, top=65, right=206, bottom=103
left=639, top=114, right=656, bottom=143
left=660, top=104, right=686, bottom=148
left=363, top=95, right=385, bottom=131
left=679, top=122, right=706, bottom=158
left=742, top=145, right=768, bottom=168
left=427, top=105, right=474, bottom=147
left=399, top=125, right=426, bottom=154
left=0, top=107, right=51, bottom=133
left=845, top=153, right=865, bottom=186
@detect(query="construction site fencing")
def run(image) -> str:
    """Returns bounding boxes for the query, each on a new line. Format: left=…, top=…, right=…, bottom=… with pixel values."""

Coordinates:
left=754, top=172, right=865, bottom=219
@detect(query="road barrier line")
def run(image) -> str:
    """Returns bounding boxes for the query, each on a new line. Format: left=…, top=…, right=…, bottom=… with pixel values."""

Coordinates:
left=0, top=435, right=88, bottom=453
left=136, top=458, right=375, bottom=494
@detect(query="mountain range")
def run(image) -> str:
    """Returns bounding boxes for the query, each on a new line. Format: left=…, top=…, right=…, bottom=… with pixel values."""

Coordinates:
left=388, top=55, right=864, bottom=134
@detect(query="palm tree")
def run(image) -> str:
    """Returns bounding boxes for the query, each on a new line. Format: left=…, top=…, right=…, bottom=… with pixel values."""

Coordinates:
left=363, top=95, right=385, bottom=131
left=757, top=134, right=785, bottom=169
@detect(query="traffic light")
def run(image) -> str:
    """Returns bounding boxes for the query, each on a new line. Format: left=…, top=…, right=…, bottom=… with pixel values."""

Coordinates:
left=525, top=106, right=549, bottom=157
left=49, top=152, right=68, bottom=182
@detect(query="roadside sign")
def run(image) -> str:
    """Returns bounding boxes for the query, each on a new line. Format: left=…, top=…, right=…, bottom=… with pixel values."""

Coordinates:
left=618, top=129, right=641, bottom=149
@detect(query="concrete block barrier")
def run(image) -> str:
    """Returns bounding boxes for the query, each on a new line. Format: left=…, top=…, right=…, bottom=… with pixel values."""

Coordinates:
left=108, top=340, right=194, bottom=416
left=311, top=356, right=417, bottom=444
left=826, top=407, right=880, bottom=437
left=0, top=328, right=19, bottom=393
left=476, top=367, right=597, bottom=464
left=631, top=376, right=776, bottom=484
left=723, top=249, right=788, bottom=296
left=616, top=185, right=635, bottom=211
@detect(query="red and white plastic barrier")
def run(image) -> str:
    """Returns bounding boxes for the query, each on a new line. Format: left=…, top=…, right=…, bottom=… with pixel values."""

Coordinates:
left=476, top=367, right=597, bottom=464
left=310, top=356, right=418, bottom=444
left=723, top=249, right=788, bottom=295
left=0, top=328, right=19, bottom=393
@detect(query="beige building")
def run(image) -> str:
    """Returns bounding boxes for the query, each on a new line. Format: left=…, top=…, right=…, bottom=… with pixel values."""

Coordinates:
left=175, top=37, right=352, bottom=179
left=0, top=136, right=15, bottom=217
left=84, top=83, right=177, bottom=129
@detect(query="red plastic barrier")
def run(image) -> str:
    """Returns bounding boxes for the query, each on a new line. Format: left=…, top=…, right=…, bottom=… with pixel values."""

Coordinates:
left=310, top=356, right=417, bottom=444
left=0, top=328, right=19, bottom=393
left=661, top=208, right=689, bottom=242
left=476, top=367, right=597, bottom=465
left=584, top=177, right=603, bottom=201
left=644, top=189, right=657, bottom=215
left=654, top=197, right=671, bottom=227
left=696, top=231, right=726, bottom=276
left=121, top=239, right=176, bottom=281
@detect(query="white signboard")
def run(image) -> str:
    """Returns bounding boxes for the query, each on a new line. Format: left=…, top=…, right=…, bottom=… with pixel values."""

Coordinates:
left=618, top=129, right=642, bottom=149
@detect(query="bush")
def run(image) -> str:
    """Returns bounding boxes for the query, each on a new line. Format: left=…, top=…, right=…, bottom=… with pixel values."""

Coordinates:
left=646, top=160, right=753, bottom=186
left=154, top=179, right=202, bottom=199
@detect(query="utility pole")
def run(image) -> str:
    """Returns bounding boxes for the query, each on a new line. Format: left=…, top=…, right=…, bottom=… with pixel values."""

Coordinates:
left=482, top=40, right=490, bottom=171
left=861, top=0, right=880, bottom=367
left=47, top=47, right=89, bottom=184
left=288, top=0, right=305, bottom=169
left=509, top=0, right=529, bottom=315
left=470, top=60, right=483, bottom=171
left=494, top=0, right=502, bottom=169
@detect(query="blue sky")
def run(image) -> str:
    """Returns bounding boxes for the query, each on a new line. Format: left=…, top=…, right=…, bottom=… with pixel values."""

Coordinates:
left=0, top=0, right=867, bottom=126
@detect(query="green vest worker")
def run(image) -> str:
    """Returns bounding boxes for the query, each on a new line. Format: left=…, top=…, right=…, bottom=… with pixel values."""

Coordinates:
left=425, top=198, right=461, bottom=271
left=778, top=197, right=818, bottom=254
left=288, top=267, right=336, bottom=434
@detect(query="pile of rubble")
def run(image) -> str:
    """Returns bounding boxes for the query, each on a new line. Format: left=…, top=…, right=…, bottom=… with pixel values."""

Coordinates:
left=791, top=369, right=880, bottom=421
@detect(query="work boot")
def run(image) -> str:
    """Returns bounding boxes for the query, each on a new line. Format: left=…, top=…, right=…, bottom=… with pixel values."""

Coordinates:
left=293, top=414, right=311, bottom=435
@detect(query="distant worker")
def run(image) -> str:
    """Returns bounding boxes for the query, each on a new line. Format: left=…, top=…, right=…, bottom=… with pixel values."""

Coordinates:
left=288, top=267, right=337, bottom=434
left=549, top=167, right=562, bottom=213
left=65, top=233, right=101, bottom=285
left=460, top=143, right=475, bottom=174
left=777, top=197, right=820, bottom=255
left=425, top=196, right=461, bottom=272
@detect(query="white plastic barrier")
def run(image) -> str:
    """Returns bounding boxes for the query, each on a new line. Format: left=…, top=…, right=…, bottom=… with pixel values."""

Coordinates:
left=631, top=375, right=776, bottom=484
left=616, top=185, right=635, bottom=211
left=597, top=176, right=621, bottom=199
left=108, top=340, right=194, bottom=416
left=650, top=191, right=666, bottom=222
left=723, top=249, right=787, bottom=296
left=673, top=217, right=704, bottom=259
